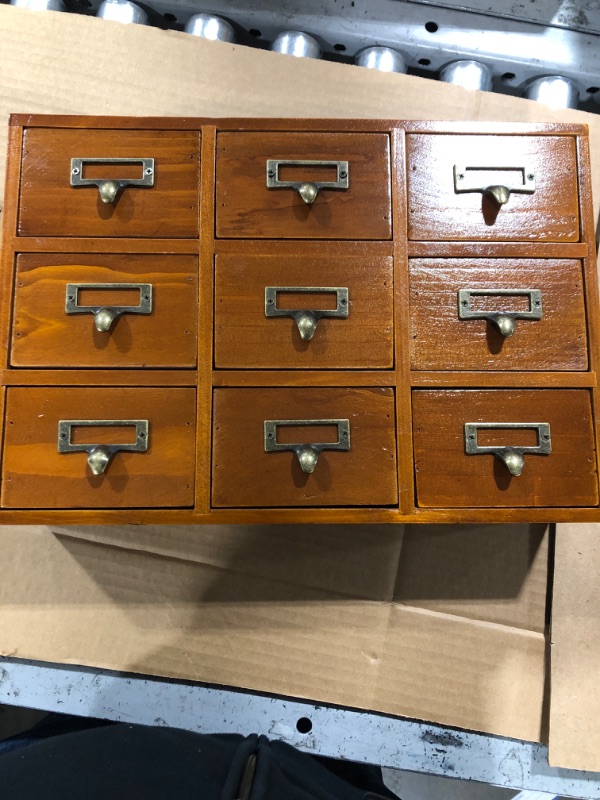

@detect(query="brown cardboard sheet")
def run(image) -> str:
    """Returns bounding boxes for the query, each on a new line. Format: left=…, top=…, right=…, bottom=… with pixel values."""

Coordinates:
left=0, top=524, right=547, bottom=743
left=549, top=524, right=600, bottom=771
left=0, top=4, right=598, bottom=768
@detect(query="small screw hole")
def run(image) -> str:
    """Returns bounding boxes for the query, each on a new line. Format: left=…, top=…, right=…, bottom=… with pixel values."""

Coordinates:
left=501, top=72, right=516, bottom=83
left=425, top=21, right=438, bottom=32
left=249, top=28, right=262, bottom=37
left=418, top=58, right=431, bottom=66
left=587, top=86, right=599, bottom=94
left=296, top=717, right=312, bottom=734
left=163, top=12, right=176, bottom=22
left=334, top=43, right=346, bottom=52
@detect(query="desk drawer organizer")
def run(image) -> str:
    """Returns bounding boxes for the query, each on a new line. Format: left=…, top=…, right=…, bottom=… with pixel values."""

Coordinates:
left=1, top=116, right=598, bottom=523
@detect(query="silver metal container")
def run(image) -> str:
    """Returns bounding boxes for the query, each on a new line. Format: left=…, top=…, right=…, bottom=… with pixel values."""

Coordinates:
left=97, top=0, right=148, bottom=25
left=184, top=13, right=235, bottom=42
left=523, top=75, right=579, bottom=109
left=439, top=60, right=493, bottom=92
left=354, top=46, right=406, bottom=74
left=10, top=0, right=65, bottom=10
left=270, top=31, right=321, bottom=59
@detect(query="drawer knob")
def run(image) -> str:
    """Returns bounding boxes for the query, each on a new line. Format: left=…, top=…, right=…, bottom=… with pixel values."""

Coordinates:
left=265, top=286, right=349, bottom=341
left=58, top=419, right=149, bottom=476
left=65, top=283, right=153, bottom=333
left=453, top=164, right=535, bottom=207
left=264, top=419, right=350, bottom=474
left=464, top=422, right=551, bottom=477
left=266, top=159, right=349, bottom=204
left=70, top=157, right=155, bottom=204
left=458, top=288, right=542, bottom=338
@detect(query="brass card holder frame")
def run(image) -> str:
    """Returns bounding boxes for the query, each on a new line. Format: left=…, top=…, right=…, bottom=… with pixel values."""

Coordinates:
left=465, top=421, right=551, bottom=477
left=70, top=157, right=155, bottom=204
left=58, top=419, right=149, bottom=476
left=266, top=159, right=349, bottom=204
left=264, top=419, right=350, bottom=474
left=65, top=283, right=153, bottom=333
left=265, top=286, right=349, bottom=341
left=453, top=164, right=536, bottom=206
left=458, top=288, right=542, bottom=338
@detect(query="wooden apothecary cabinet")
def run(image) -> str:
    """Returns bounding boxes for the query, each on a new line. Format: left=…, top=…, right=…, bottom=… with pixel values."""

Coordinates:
left=1, top=116, right=598, bottom=523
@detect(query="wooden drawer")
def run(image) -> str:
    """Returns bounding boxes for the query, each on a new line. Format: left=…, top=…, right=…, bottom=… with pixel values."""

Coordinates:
left=18, top=129, right=200, bottom=238
left=212, top=388, right=398, bottom=507
left=409, top=258, right=587, bottom=371
left=215, top=132, right=392, bottom=239
left=1, top=387, right=197, bottom=508
left=407, top=135, right=579, bottom=242
left=412, top=389, right=598, bottom=508
left=215, top=251, right=394, bottom=369
left=11, top=254, right=198, bottom=368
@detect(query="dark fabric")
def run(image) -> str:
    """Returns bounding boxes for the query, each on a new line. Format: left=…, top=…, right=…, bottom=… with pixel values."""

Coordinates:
left=0, top=722, right=400, bottom=800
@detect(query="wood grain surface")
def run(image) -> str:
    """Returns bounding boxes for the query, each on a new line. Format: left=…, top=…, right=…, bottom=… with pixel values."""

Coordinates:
left=18, top=129, right=200, bottom=238
left=215, top=132, right=392, bottom=239
left=407, top=134, right=580, bottom=242
left=11, top=254, right=198, bottom=368
left=1, top=116, right=598, bottom=522
left=412, top=389, right=598, bottom=508
left=212, top=387, right=398, bottom=507
left=215, top=251, right=394, bottom=369
left=1, top=387, right=197, bottom=508
left=409, top=258, right=588, bottom=371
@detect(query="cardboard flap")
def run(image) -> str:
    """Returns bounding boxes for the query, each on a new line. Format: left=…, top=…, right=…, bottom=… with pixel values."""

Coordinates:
left=0, top=526, right=545, bottom=742
left=550, top=523, right=600, bottom=771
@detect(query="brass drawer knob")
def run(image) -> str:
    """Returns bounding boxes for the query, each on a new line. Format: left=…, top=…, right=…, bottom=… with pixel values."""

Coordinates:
left=265, top=286, right=349, bottom=341
left=264, top=419, right=350, bottom=474
left=70, top=157, right=155, bottom=204
left=266, top=159, right=349, bottom=204
left=58, top=419, right=149, bottom=476
left=458, top=288, right=543, bottom=338
left=464, top=422, right=551, bottom=476
left=453, top=164, right=536, bottom=207
left=65, top=283, right=153, bottom=333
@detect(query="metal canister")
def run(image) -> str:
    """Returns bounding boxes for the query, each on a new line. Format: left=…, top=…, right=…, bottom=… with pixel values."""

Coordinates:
left=97, top=0, right=148, bottom=25
left=184, top=14, right=236, bottom=42
left=355, top=47, right=406, bottom=74
left=10, top=0, right=65, bottom=10
left=439, top=60, right=493, bottom=91
left=523, top=76, right=579, bottom=109
left=270, top=31, right=321, bottom=59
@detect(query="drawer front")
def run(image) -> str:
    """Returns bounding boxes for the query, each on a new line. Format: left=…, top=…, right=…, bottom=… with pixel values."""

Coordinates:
left=410, top=259, right=587, bottom=371
left=413, top=389, right=598, bottom=508
left=215, top=252, right=394, bottom=369
left=215, top=132, right=392, bottom=239
left=212, top=388, right=398, bottom=507
left=11, top=254, right=198, bottom=368
left=1, top=388, right=196, bottom=508
left=407, top=135, right=579, bottom=241
left=18, top=129, right=200, bottom=238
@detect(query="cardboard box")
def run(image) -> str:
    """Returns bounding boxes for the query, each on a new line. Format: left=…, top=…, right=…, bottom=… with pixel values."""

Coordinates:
left=0, top=5, right=599, bottom=773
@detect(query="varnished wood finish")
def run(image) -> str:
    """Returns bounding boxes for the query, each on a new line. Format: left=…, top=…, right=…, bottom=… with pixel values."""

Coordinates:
left=1, top=115, right=598, bottom=523
left=195, top=126, right=217, bottom=514
left=410, top=258, right=588, bottom=371
left=1, top=387, right=197, bottom=508
left=11, top=254, right=198, bottom=368
left=18, top=129, right=200, bottom=238
left=392, top=127, right=415, bottom=515
left=412, top=389, right=598, bottom=508
left=407, top=135, right=580, bottom=242
left=212, top=387, right=398, bottom=507
left=215, top=132, right=392, bottom=240
left=215, top=251, right=394, bottom=369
